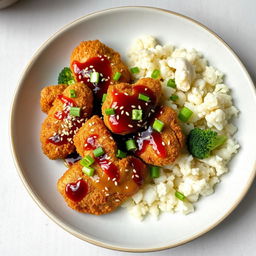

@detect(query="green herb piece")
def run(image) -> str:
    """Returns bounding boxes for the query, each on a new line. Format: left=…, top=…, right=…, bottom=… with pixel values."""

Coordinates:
left=80, top=155, right=95, bottom=167
left=93, top=147, right=105, bottom=157
left=175, top=191, right=186, bottom=201
left=102, top=93, right=107, bottom=103
left=113, top=72, right=121, bottom=81
left=152, top=119, right=164, bottom=132
left=132, top=109, right=143, bottom=120
left=82, top=166, right=95, bottom=176
left=130, top=67, right=140, bottom=74
left=126, top=139, right=137, bottom=151
left=69, top=107, right=81, bottom=117
left=138, top=93, right=150, bottom=102
left=149, top=166, right=160, bottom=178
left=90, top=71, right=100, bottom=83
left=167, top=78, right=176, bottom=88
left=178, top=107, right=193, bottom=122
left=116, top=149, right=127, bottom=158
left=69, top=89, right=76, bottom=98
left=169, top=94, right=179, bottom=101
left=151, top=69, right=160, bottom=79
left=58, top=67, right=75, bottom=85
left=105, top=108, right=115, bottom=115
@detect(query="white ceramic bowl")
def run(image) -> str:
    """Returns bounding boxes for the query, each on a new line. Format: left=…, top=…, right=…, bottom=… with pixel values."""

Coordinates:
left=10, top=7, right=256, bottom=252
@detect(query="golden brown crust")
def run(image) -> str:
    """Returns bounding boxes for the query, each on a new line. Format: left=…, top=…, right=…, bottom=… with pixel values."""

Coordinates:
left=40, top=84, right=68, bottom=114
left=40, top=83, right=93, bottom=160
left=137, top=106, right=185, bottom=166
left=102, top=78, right=162, bottom=135
left=70, top=40, right=130, bottom=84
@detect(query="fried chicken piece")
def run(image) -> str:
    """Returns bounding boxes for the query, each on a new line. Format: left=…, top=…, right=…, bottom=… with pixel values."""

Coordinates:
left=102, top=78, right=162, bottom=135
left=70, top=40, right=131, bottom=100
left=135, top=106, right=185, bottom=166
left=57, top=115, right=147, bottom=215
left=40, top=83, right=93, bottom=160
left=40, top=84, right=68, bottom=113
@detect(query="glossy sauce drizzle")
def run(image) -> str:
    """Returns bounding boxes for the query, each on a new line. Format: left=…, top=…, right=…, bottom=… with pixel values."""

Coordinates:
left=72, top=56, right=112, bottom=99
left=64, top=152, right=82, bottom=166
left=108, top=85, right=156, bottom=134
left=84, top=135, right=119, bottom=181
left=65, top=179, right=88, bottom=202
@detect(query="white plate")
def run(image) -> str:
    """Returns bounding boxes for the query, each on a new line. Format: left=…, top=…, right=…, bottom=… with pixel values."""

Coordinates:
left=10, top=7, right=256, bottom=252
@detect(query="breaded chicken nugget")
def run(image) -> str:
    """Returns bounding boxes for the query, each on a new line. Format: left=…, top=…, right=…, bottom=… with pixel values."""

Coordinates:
left=135, top=106, right=185, bottom=166
left=57, top=156, right=146, bottom=215
left=57, top=115, right=147, bottom=214
left=102, top=78, right=162, bottom=135
left=40, top=84, right=68, bottom=113
left=40, top=83, right=93, bottom=160
left=70, top=40, right=131, bottom=100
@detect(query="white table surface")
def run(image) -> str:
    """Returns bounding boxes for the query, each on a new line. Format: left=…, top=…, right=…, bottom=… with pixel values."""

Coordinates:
left=0, top=0, right=255, bottom=255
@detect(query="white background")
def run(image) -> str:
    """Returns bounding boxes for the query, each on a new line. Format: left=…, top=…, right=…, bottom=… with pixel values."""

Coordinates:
left=0, top=0, right=255, bottom=255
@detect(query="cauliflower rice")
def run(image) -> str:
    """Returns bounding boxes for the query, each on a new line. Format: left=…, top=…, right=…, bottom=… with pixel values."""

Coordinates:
left=122, top=35, right=240, bottom=220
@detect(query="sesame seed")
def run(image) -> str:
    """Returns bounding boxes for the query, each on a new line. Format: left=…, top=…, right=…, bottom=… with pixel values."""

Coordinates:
left=120, top=106, right=124, bottom=110
left=105, top=187, right=109, bottom=191
left=162, top=141, right=165, bottom=146
left=114, top=181, right=118, bottom=186
left=112, top=178, right=116, bottom=181
left=124, top=93, right=128, bottom=96
left=115, top=199, right=120, bottom=202
left=105, top=193, right=109, bottom=196
left=116, top=115, right=120, bottom=120
left=125, top=112, right=130, bottom=116
left=131, top=105, right=136, bottom=108
left=121, top=110, right=124, bottom=115
left=89, top=65, right=93, bottom=68
left=125, top=186, right=128, bottom=189
left=108, top=177, right=110, bottom=181
left=138, top=105, right=141, bottom=110
left=128, top=124, right=133, bottom=128
left=125, top=169, right=129, bottom=172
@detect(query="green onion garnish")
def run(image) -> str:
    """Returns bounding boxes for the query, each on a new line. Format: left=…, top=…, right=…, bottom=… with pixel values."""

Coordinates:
left=167, top=78, right=176, bottom=88
left=69, top=107, right=81, bottom=117
left=70, top=89, right=76, bottom=98
left=116, top=149, right=127, bottom=158
left=152, top=119, right=164, bottom=132
left=82, top=166, right=95, bottom=176
left=102, top=93, right=107, bottom=103
left=80, top=155, right=95, bottom=167
left=149, top=166, right=160, bottom=178
left=113, top=72, right=121, bottom=81
left=90, top=71, right=100, bottom=83
left=169, top=95, right=179, bottom=101
left=93, top=147, right=105, bottom=157
left=105, top=108, right=115, bottom=115
left=175, top=191, right=186, bottom=201
left=130, top=67, right=140, bottom=74
left=126, top=139, right=137, bottom=151
left=178, top=107, right=193, bottom=122
left=138, top=93, right=150, bottom=102
left=132, top=109, right=143, bottom=120
left=151, top=69, right=160, bottom=79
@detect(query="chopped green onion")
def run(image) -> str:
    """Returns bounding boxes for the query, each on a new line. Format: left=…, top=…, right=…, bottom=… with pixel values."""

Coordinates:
left=151, top=69, right=160, bottom=79
left=152, top=119, right=164, bottom=132
left=167, top=78, right=176, bottom=88
left=138, top=93, right=150, bottom=102
left=80, top=155, right=95, bottom=167
left=130, top=67, right=140, bottom=74
left=82, top=166, right=95, bottom=176
left=126, top=139, right=137, bottom=151
left=93, top=147, right=105, bottom=157
left=69, top=107, right=81, bottom=117
left=149, top=166, right=160, bottom=178
left=105, top=108, right=115, bottom=115
left=113, top=72, right=121, bottom=81
left=132, top=109, right=143, bottom=120
left=102, top=93, right=107, bottom=103
left=90, top=71, right=100, bottom=83
left=175, top=191, right=186, bottom=201
left=178, top=107, right=193, bottom=122
left=70, top=89, right=76, bottom=98
left=169, top=94, right=179, bottom=101
left=116, top=149, right=127, bottom=158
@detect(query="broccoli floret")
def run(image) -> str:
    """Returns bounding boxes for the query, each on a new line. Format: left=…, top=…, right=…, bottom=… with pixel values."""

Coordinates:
left=187, top=128, right=227, bottom=159
left=58, top=67, right=75, bottom=85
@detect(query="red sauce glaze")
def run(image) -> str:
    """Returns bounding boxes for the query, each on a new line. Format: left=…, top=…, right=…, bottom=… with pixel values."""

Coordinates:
left=131, top=158, right=145, bottom=186
left=72, top=56, right=112, bottom=99
left=64, top=152, right=82, bottom=166
left=108, top=85, right=157, bottom=134
left=54, top=95, right=75, bottom=120
left=84, top=135, right=120, bottom=181
left=47, top=95, right=84, bottom=146
left=135, top=126, right=167, bottom=158
left=65, top=179, right=88, bottom=202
